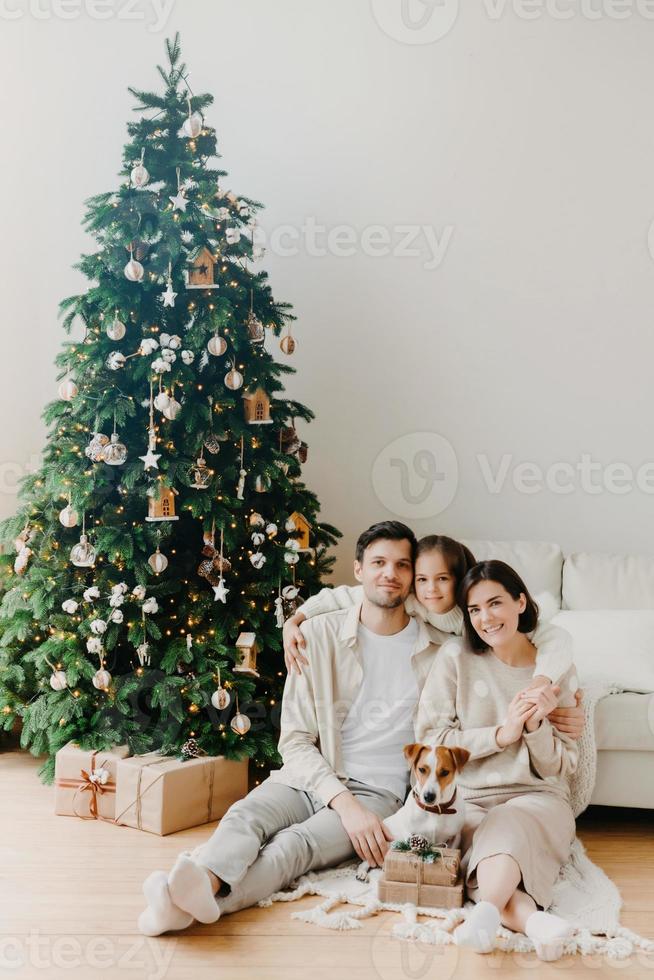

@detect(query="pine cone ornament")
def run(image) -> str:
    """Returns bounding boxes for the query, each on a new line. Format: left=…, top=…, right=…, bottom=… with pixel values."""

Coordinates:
left=409, top=834, right=430, bottom=852
left=180, top=737, right=201, bottom=760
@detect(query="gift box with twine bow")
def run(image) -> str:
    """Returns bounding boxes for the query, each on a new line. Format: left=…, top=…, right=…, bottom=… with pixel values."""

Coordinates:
left=54, top=742, right=130, bottom=822
left=378, top=840, right=463, bottom=908
left=113, top=752, right=249, bottom=836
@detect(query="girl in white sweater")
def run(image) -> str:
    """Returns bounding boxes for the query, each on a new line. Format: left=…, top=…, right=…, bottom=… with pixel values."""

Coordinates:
left=283, top=535, right=583, bottom=735
left=416, top=559, right=578, bottom=960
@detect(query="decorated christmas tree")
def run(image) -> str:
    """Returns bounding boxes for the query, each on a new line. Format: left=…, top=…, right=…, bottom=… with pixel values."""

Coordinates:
left=0, top=34, right=339, bottom=782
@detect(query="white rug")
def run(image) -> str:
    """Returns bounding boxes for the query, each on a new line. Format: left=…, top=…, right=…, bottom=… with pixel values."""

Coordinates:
left=260, top=680, right=654, bottom=959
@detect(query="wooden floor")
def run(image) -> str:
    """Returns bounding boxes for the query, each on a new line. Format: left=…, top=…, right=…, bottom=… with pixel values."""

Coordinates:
left=1, top=748, right=653, bottom=980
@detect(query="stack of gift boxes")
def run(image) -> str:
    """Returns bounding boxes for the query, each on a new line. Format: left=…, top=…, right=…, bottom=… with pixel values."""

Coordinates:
left=54, top=742, right=249, bottom=834
left=378, top=841, right=464, bottom=908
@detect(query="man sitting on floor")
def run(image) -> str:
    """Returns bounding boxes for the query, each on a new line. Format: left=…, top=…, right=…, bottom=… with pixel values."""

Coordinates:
left=138, top=520, right=439, bottom=935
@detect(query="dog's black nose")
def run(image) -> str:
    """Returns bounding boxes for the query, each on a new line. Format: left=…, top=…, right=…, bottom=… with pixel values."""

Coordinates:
left=423, top=791, right=436, bottom=804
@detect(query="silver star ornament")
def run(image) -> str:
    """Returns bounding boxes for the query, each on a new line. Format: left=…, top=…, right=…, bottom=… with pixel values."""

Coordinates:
left=169, top=190, right=188, bottom=212
left=161, top=281, right=177, bottom=307
left=213, top=579, right=229, bottom=603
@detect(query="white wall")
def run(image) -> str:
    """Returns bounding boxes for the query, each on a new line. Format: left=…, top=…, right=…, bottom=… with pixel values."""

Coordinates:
left=3, top=0, right=654, bottom=584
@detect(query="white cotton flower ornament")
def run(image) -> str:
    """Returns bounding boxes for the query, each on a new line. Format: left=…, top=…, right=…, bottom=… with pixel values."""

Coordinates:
left=132, top=584, right=147, bottom=600
left=83, top=586, right=100, bottom=602
left=90, top=619, right=107, bottom=635
left=86, top=636, right=103, bottom=653
left=142, top=597, right=159, bottom=614
left=62, top=599, right=78, bottom=614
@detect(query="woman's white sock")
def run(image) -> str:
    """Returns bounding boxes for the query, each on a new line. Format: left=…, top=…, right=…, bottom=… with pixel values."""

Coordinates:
left=168, top=853, right=221, bottom=924
left=525, top=910, right=574, bottom=961
left=137, top=870, right=194, bottom=936
left=454, top=901, right=500, bottom=953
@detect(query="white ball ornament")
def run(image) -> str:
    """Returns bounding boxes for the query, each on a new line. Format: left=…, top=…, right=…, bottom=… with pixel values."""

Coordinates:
left=131, top=162, right=149, bottom=188
left=154, top=391, right=170, bottom=411
left=224, top=368, right=244, bottom=391
left=59, top=504, right=79, bottom=528
left=211, top=688, right=231, bottom=710
left=183, top=111, right=203, bottom=138
left=124, top=257, right=145, bottom=282
left=231, top=712, right=251, bottom=736
left=207, top=334, right=227, bottom=357
left=163, top=398, right=182, bottom=420
left=148, top=547, right=169, bottom=575
left=92, top=669, right=112, bottom=691
left=107, top=315, right=126, bottom=341
left=58, top=379, right=78, bottom=401
left=50, top=670, right=68, bottom=691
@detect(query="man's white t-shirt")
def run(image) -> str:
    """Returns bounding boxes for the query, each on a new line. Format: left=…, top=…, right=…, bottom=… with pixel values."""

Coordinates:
left=340, top=617, right=419, bottom=800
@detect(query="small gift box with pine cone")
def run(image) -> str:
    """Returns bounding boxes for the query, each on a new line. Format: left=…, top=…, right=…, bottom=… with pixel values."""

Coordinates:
left=54, top=741, right=130, bottom=822
left=377, top=837, right=464, bottom=908
left=113, top=748, right=248, bottom=836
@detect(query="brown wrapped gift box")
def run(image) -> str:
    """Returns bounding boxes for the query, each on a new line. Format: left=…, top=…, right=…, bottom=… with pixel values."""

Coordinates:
left=55, top=742, right=130, bottom=821
left=384, top=848, right=460, bottom=886
left=378, top=879, right=464, bottom=908
left=114, top=752, right=249, bottom=835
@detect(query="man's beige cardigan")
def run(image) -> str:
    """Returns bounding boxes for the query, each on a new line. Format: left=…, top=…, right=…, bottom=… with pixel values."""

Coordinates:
left=267, top=602, right=445, bottom=806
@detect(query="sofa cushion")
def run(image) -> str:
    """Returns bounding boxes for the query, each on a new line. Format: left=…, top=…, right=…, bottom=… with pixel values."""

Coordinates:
left=595, top=692, right=654, bottom=751
left=463, top=540, right=563, bottom=605
left=550, top=610, right=654, bottom=694
left=563, top=552, right=654, bottom=610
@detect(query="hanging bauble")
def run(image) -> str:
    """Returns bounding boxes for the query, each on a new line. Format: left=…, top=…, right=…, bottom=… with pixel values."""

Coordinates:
left=106, top=351, right=126, bottom=371
left=13, top=547, right=32, bottom=575
left=70, top=533, right=96, bottom=568
left=124, top=255, right=145, bottom=282
left=203, top=433, right=222, bottom=454
left=58, top=504, right=79, bottom=528
left=249, top=513, right=265, bottom=528
left=183, top=111, right=203, bottom=138
left=207, top=334, right=227, bottom=357
left=189, top=455, right=211, bottom=490
left=254, top=474, right=271, bottom=493
left=85, top=432, right=110, bottom=462
left=211, top=687, right=231, bottom=710
left=92, top=668, right=112, bottom=691
left=250, top=552, right=266, bottom=569
left=131, top=162, right=149, bottom=188
left=137, top=642, right=151, bottom=667
left=106, top=313, right=126, bottom=341
left=246, top=312, right=265, bottom=345
left=50, top=670, right=68, bottom=691
left=280, top=334, right=296, bottom=355
left=153, top=390, right=170, bottom=411
left=231, top=712, right=251, bottom=736
left=148, top=547, right=169, bottom=575
left=58, top=379, right=78, bottom=401
left=102, top=432, right=128, bottom=466
left=163, top=398, right=182, bottom=420
left=224, top=368, right=244, bottom=391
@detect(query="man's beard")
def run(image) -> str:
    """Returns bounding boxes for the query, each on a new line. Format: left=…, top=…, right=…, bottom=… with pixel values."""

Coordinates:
left=367, top=590, right=407, bottom=610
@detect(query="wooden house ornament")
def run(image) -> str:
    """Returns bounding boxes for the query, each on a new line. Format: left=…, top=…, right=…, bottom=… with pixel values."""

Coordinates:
left=243, top=387, right=273, bottom=425
left=289, top=512, right=311, bottom=551
left=185, top=246, right=218, bottom=290
left=145, top=485, right=179, bottom=522
left=234, top=632, right=260, bottom=678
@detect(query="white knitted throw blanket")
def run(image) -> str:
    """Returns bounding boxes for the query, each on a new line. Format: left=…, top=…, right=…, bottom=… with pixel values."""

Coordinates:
left=260, top=680, right=654, bottom=960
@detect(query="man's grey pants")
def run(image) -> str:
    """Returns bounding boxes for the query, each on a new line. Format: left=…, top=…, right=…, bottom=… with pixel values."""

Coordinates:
left=191, top=776, right=403, bottom=916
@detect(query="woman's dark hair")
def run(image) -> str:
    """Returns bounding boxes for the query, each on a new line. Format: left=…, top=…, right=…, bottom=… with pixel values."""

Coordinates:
left=415, top=535, right=476, bottom=584
left=457, top=559, right=539, bottom=653
left=355, top=521, right=417, bottom=564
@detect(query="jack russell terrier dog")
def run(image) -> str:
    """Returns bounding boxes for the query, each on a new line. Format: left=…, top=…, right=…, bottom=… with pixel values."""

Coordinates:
left=356, top=743, right=470, bottom=880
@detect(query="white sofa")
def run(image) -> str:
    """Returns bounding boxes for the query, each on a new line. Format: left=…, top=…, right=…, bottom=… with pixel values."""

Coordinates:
left=464, top=540, right=654, bottom=810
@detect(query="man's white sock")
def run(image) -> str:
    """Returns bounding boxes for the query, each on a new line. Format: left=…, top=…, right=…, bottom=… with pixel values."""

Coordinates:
left=137, top=870, right=194, bottom=936
left=454, top=900, right=500, bottom=953
left=168, top=853, right=221, bottom=924
left=525, top=910, right=574, bottom=961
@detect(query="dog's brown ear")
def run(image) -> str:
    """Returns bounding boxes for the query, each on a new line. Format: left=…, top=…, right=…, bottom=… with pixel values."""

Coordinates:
left=447, top=746, right=471, bottom=772
left=403, top=743, right=425, bottom=767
